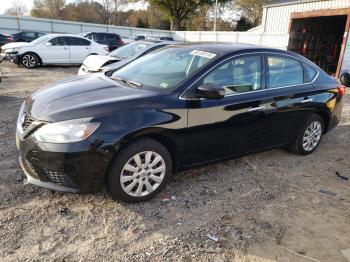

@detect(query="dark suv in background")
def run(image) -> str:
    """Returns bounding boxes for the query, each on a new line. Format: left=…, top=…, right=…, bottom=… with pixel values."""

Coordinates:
left=12, top=31, right=46, bottom=42
left=82, top=32, right=124, bottom=51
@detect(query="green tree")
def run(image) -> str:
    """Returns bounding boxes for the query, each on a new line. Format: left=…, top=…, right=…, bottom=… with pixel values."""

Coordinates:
left=148, top=0, right=228, bottom=31
left=234, top=16, right=254, bottom=31
left=234, top=0, right=272, bottom=25
left=31, top=0, right=67, bottom=19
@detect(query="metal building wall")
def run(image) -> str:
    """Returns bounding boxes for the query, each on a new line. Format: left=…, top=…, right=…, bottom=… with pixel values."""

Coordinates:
left=263, top=0, right=350, bottom=33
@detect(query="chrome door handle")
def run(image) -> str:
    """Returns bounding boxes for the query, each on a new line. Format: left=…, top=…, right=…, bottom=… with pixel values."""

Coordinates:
left=300, top=98, right=313, bottom=104
left=247, top=106, right=265, bottom=112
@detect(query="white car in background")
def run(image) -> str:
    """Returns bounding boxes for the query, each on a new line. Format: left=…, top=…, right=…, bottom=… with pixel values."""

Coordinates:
left=0, top=34, right=109, bottom=68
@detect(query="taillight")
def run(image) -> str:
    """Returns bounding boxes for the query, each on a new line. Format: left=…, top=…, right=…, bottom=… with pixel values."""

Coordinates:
left=338, top=86, right=346, bottom=97
left=7, top=36, right=13, bottom=42
left=120, top=39, right=124, bottom=46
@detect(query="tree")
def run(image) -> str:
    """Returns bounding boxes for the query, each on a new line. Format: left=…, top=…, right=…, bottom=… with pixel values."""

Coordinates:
left=31, top=0, right=67, bottom=19
left=234, top=0, right=272, bottom=25
left=148, top=0, right=229, bottom=31
left=4, top=0, right=28, bottom=16
left=234, top=16, right=254, bottom=31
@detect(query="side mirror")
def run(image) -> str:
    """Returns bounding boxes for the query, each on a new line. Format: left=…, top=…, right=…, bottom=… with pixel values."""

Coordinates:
left=197, top=84, right=225, bottom=99
left=45, top=42, right=52, bottom=47
left=340, top=72, right=350, bottom=87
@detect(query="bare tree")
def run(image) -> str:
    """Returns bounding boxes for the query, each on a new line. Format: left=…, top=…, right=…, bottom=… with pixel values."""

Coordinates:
left=4, top=0, right=28, bottom=16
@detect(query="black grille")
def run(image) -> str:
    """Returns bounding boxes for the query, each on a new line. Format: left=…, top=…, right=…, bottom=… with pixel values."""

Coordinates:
left=24, top=159, right=40, bottom=179
left=44, top=169, right=78, bottom=189
left=22, top=112, right=35, bottom=131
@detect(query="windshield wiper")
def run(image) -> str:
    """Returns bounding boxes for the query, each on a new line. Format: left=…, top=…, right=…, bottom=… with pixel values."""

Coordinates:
left=111, top=76, right=142, bottom=89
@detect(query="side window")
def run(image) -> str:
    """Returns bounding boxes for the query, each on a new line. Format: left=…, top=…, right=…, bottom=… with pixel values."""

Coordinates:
left=105, top=34, right=116, bottom=40
left=49, top=37, right=67, bottom=46
left=24, top=32, right=36, bottom=38
left=267, top=56, right=304, bottom=88
left=94, top=33, right=104, bottom=41
left=202, top=55, right=262, bottom=95
left=68, top=37, right=91, bottom=46
left=304, top=63, right=318, bottom=81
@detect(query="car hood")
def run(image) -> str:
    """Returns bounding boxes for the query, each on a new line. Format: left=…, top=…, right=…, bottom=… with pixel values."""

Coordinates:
left=1, top=42, right=32, bottom=50
left=101, top=57, right=133, bottom=72
left=26, top=75, right=157, bottom=122
left=83, top=55, right=121, bottom=71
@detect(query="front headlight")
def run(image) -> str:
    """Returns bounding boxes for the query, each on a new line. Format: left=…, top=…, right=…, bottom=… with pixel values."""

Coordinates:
left=34, top=118, right=100, bottom=143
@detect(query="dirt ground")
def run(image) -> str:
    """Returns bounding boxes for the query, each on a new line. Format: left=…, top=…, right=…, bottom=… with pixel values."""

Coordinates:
left=0, top=61, right=349, bottom=262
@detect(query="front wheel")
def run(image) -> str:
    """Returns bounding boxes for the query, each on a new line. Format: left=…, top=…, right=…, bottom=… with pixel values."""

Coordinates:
left=21, top=53, right=39, bottom=68
left=108, top=138, right=172, bottom=202
left=288, top=114, right=324, bottom=155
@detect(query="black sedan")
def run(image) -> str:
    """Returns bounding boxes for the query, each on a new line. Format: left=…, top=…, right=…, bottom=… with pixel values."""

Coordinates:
left=16, top=43, right=346, bottom=202
left=12, top=31, right=45, bottom=42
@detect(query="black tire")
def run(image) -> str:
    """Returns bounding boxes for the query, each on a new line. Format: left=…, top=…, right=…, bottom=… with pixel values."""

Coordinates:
left=288, top=114, right=324, bottom=155
left=21, top=53, right=40, bottom=68
left=108, top=138, right=172, bottom=202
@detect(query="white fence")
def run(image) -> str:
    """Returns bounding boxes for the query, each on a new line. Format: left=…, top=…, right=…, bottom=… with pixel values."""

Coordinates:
left=0, top=15, right=171, bottom=37
left=0, top=15, right=289, bottom=49
left=173, top=31, right=288, bottom=49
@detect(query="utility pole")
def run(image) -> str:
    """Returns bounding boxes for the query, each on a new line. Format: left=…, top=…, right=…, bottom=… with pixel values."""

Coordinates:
left=214, top=0, right=218, bottom=31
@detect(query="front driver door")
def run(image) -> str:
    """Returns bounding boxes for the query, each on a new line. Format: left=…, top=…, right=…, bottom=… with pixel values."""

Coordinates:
left=185, top=54, right=270, bottom=167
left=42, top=37, right=70, bottom=64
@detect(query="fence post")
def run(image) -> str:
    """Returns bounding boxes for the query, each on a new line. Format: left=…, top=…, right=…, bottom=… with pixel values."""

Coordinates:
left=16, top=16, right=21, bottom=32
left=50, top=21, right=54, bottom=33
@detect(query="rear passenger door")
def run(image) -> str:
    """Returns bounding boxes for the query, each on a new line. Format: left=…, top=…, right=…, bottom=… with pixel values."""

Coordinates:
left=260, top=54, right=319, bottom=146
left=67, top=37, right=91, bottom=63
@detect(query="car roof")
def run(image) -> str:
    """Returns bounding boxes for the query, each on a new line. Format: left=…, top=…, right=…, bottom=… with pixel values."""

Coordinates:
left=135, top=40, right=174, bottom=45
left=165, top=42, right=302, bottom=57
left=46, top=33, right=90, bottom=38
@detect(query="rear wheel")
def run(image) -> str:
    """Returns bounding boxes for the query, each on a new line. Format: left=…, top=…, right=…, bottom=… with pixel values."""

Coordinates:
left=21, top=53, right=39, bottom=68
left=108, top=138, right=172, bottom=202
left=288, top=114, right=324, bottom=155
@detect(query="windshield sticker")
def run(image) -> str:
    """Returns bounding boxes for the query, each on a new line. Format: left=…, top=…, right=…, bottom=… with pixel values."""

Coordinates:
left=190, top=50, right=216, bottom=59
left=160, top=82, right=169, bottom=88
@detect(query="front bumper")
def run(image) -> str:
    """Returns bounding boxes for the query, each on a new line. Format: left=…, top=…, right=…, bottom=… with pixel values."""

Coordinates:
left=0, top=52, right=20, bottom=64
left=17, top=131, right=114, bottom=193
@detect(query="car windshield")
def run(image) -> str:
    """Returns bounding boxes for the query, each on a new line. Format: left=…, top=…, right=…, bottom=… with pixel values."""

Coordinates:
left=111, top=46, right=217, bottom=90
left=110, top=42, right=151, bottom=59
left=31, top=35, right=51, bottom=45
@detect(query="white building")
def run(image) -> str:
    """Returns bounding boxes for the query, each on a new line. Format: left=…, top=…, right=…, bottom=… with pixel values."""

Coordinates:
left=259, top=0, right=350, bottom=76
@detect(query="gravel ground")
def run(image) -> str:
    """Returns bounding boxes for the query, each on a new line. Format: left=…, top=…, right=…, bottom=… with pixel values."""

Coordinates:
left=0, top=62, right=349, bottom=262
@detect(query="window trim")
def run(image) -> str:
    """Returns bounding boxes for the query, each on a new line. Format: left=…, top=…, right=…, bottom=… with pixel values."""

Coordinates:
left=179, top=51, right=320, bottom=100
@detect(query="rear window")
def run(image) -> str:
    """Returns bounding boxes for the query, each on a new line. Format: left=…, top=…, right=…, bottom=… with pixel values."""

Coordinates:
left=267, top=56, right=304, bottom=88
left=304, top=64, right=318, bottom=81
left=105, top=34, right=118, bottom=40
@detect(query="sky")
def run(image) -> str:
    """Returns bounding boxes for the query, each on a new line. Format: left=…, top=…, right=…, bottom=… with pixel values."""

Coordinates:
left=0, top=0, right=146, bottom=15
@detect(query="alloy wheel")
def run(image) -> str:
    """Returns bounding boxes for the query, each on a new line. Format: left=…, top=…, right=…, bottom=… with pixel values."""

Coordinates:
left=302, top=120, right=322, bottom=152
left=120, top=151, right=166, bottom=197
left=22, top=54, right=37, bottom=68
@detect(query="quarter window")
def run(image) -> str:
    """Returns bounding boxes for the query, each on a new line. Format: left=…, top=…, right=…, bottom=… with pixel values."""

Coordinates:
left=267, top=56, right=304, bottom=88
left=202, top=55, right=262, bottom=95
left=304, top=63, right=318, bottom=81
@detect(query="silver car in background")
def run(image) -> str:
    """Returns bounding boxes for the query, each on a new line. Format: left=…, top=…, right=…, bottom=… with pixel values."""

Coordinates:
left=78, top=40, right=174, bottom=76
